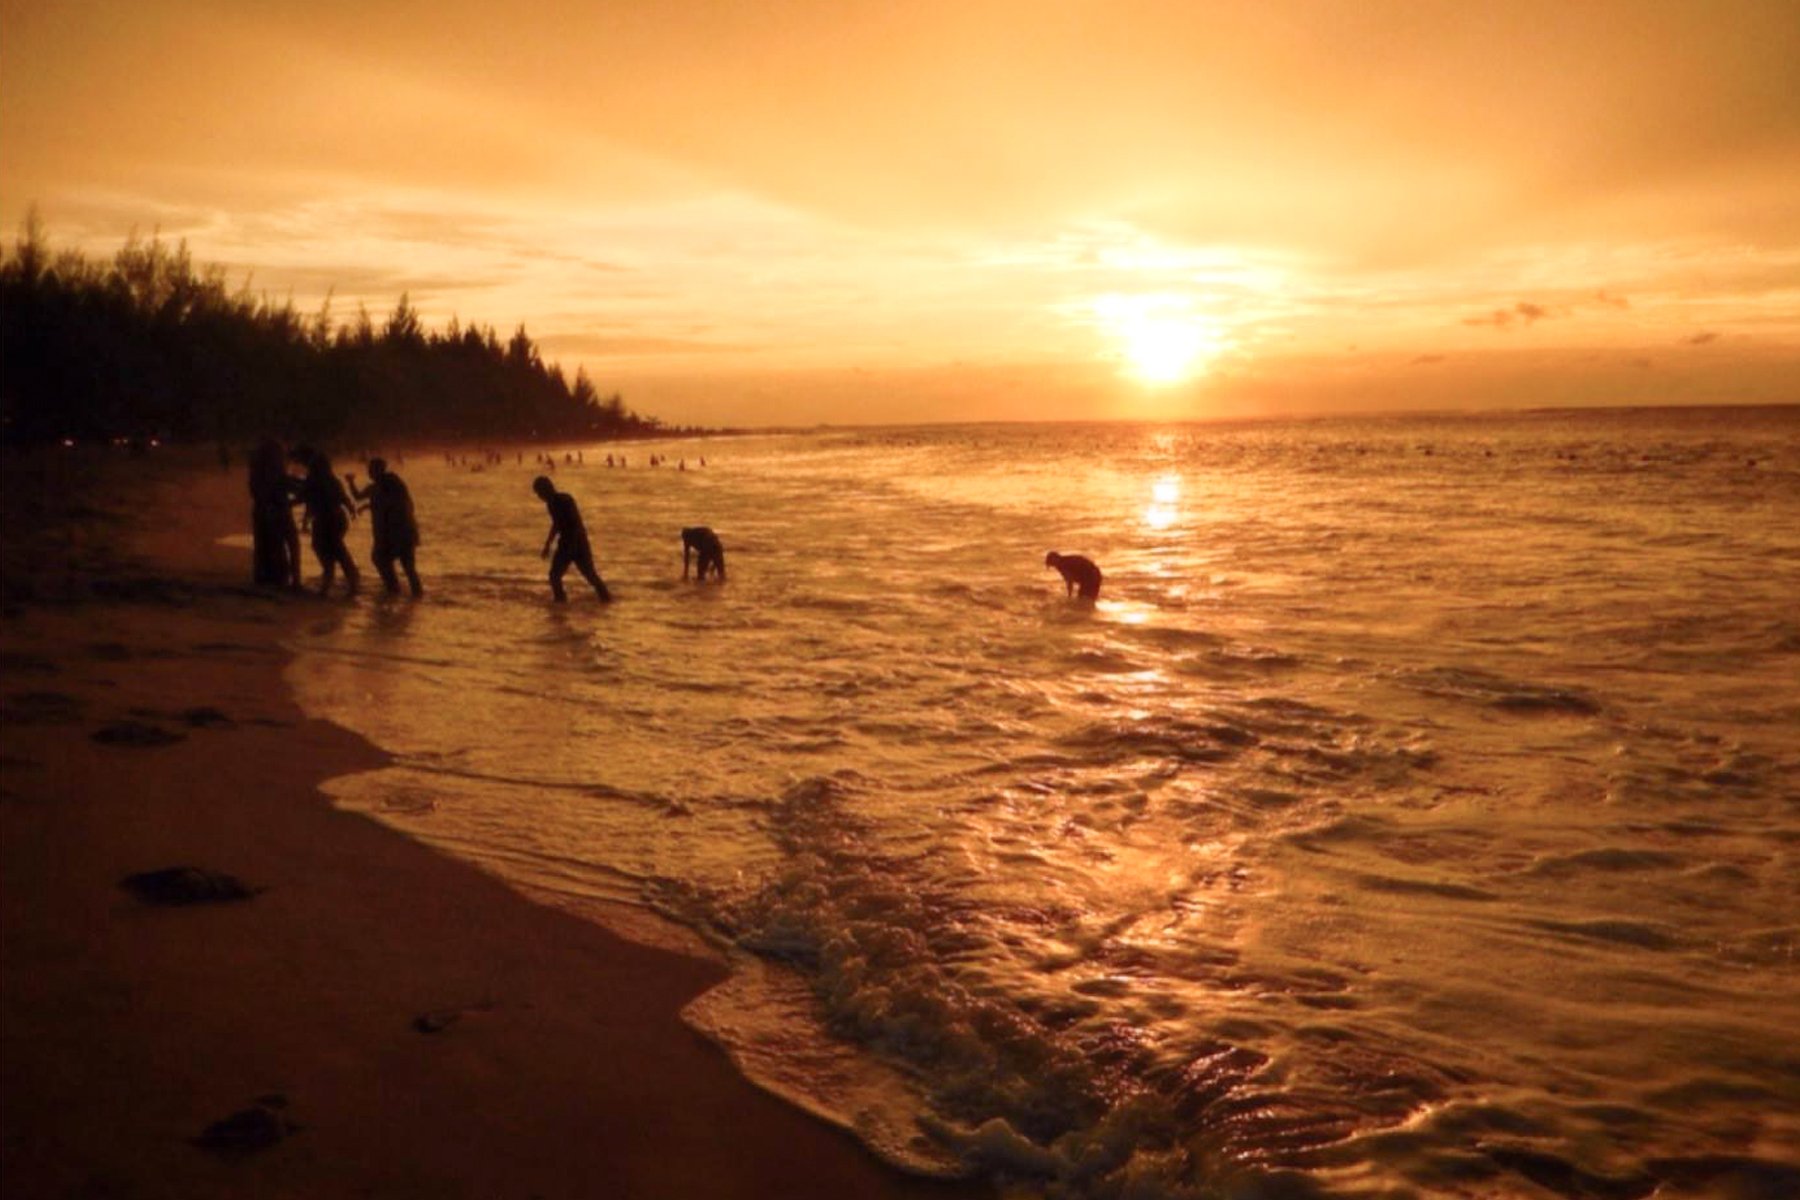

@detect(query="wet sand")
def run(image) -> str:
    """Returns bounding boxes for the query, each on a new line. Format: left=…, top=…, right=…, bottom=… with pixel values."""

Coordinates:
left=0, top=448, right=989, bottom=1199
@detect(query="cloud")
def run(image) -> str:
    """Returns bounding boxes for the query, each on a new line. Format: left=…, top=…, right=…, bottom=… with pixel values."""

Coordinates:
left=1464, top=301, right=1559, bottom=329
left=537, top=333, right=758, bottom=359
left=1461, top=293, right=1638, bottom=330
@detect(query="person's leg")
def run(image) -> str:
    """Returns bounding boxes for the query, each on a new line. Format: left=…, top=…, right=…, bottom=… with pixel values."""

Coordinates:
left=399, top=548, right=422, bottom=597
left=252, top=513, right=280, bottom=585
left=312, top=530, right=335, bottom=595
left=373, top=548, right=401, bottom=594
left=284, top=524, right=302, bottom=589
left=548, top=548, right=571, bottom=602
left=337, top=539, right=360, bottom=594
left=575, top=553, right=611, bottom=601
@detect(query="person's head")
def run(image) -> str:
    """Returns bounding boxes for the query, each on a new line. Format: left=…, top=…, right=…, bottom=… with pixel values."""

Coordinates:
left=532, top=475, right=555, bottom=500
left=1045, top=551, right=1061, bottom=569
left=367, top=458, right=387, bottom=478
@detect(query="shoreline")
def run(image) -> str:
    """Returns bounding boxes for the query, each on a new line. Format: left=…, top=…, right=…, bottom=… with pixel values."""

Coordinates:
left=0, top=449, right=990, bottom=1199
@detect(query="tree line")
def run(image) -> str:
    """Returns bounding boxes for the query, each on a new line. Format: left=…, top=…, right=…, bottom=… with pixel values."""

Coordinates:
left=0, top=215, right=676, bottom=447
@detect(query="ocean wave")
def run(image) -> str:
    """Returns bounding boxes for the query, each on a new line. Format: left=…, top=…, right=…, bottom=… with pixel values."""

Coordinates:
left=1400, top=665, right=1603, bottom=715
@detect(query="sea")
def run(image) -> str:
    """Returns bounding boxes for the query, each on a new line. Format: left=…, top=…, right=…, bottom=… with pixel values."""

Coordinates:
left=284, top=406, right=1800, bottom=1200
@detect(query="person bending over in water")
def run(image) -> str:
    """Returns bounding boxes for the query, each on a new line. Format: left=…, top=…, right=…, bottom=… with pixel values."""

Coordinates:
left=291, top=445, right=360, bottom=597
left=346, top=458, right=422, bottom=597
left=532, top=476, right=611, bottom=602
left=681, top=526, right=726, bottom=581
left=1045, top=551, right=1102, bottom=603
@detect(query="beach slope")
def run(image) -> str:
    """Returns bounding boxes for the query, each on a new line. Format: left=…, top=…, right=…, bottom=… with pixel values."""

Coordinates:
left=0, top=450, right=986, bottom=1200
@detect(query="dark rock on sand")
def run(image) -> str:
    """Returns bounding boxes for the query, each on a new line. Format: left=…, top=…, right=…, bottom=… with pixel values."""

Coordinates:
left=92, top=719, right=184, bottom=747
left=192, top=1095, right=296, bottom=1156
left=121, top=866, right=259, bottom=906
left=412, top=1009, right=463, bottom=1034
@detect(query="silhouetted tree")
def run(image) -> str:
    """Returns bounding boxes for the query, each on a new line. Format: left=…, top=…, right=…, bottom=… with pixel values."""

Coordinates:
left=0, top=222, right=675, bottom=446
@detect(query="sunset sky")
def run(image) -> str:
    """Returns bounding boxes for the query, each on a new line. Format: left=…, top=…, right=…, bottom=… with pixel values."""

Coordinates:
left=3, top=0, right=1797, bottom=425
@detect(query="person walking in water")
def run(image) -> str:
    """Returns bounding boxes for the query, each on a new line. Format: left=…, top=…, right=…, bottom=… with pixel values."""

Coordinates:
left=291, top=445, right=360, bottom=597
left=532, top=476, right=611, bottom=602
left=1045, top=551, right=1102, bottom=604
left=345, top=458, right=422, bottom=597
left=248, top=438, right=300, bottom=589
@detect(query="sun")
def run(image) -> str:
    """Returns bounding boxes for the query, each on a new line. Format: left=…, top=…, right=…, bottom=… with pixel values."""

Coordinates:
left=1122, top=315, right=1211, bottom=385
left=1091, top=294, right=1227, bottom=387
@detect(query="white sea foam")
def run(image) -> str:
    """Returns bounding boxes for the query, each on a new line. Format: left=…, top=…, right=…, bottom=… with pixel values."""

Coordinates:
left=291, top=409, right=1800, bottom=1198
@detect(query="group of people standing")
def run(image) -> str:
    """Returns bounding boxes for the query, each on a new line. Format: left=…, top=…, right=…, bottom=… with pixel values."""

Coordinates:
left=246, top=442, right=677, bottom=605
left=248, top=440, right=421, bottom=599
left=250, top=443, right=1094, bottom=607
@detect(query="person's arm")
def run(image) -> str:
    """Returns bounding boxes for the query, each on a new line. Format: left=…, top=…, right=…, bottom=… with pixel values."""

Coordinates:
left=541, top=520, right=559, bottom=559
left=344, top=473, right=370, bottom=501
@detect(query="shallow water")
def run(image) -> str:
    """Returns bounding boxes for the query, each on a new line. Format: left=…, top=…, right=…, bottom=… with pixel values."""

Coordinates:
left=288, top=407, right=1800, bottom=1199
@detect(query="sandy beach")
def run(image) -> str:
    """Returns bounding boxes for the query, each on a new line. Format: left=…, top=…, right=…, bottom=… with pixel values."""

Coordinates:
left=0, top=449, right=991, bottom=1200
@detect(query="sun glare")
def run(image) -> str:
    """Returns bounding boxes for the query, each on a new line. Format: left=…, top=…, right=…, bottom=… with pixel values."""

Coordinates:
left=1145, top=474, right=1181, bottom=530
left=1092, top=294, right=1227, bottom=387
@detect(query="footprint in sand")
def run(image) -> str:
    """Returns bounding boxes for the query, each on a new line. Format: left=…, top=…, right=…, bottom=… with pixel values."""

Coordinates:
left=412, top=999, right=496, bottom=1034
left=178, top=705, right=235, bottom=728
left=0, top=651, right=58, bottom=674
left=127, top=705, right=236, bottom=729
left=3, top=690, right=85, bottom=724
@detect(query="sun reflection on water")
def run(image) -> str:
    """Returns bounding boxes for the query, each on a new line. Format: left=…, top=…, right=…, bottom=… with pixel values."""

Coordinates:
left=1145, top=474, right=1181, bottom=530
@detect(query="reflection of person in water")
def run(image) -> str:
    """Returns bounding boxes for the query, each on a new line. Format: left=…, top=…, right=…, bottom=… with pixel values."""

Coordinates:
left=248, top=439, right=300, bottom=588
left=532, top=476, right=611, bottom=602
left=1045, top=551, right=1102, bottom=603
left=291, top=445, right=360, bottom=597
left=346, top=458, right=422, bottom=597
left=681, top=526, right=726, bottom=581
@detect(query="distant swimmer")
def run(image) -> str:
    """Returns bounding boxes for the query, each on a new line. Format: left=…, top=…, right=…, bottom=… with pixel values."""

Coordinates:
left=1045, top=551, right=1102, bottom=603
left=532, top=476, right=611, bottom=603
left=346, top=458, right=422, bottom=597
left=681, top=526, right=726, bottom=581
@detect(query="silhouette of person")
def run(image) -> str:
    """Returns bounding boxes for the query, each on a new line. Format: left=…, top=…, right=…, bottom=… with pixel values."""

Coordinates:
left=346, top=458, right=422, bottom=597
left=532, top=476, right=610, bottom=602
left=1045, top=551, right=1102, bottom=603
left=681, top=526, right=726, bottom=581
left=290, top=445, right=359, bottom=597
left=248, top=438, right=300, bottom=588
